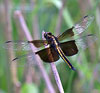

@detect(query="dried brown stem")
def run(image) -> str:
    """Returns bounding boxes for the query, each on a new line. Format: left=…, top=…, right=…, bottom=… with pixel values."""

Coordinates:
left=4, top=0, right=20, bottom=92
left=33, top=15, right=40, bottom=39
left=55, top=0, right=66, bottom=35
left=77, top=0, right=93, bottom=15
left=50, top=63, right=64, bottom=93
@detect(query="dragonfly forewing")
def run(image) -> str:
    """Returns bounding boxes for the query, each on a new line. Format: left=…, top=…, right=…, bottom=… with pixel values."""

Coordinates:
left=57, top=15, right=94, bottom=41
left=2, top=40, right=32, bottom=51
left=73, top=15, right=94, bottom=35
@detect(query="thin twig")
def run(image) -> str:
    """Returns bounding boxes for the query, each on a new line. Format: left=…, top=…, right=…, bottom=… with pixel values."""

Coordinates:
left=50, top=63, right=64, bottom=93
left=14, top=10, right=55, bottom=93
left=42, top=32, right=64, bottom=93
left=51, top=0, right=66, bottom=92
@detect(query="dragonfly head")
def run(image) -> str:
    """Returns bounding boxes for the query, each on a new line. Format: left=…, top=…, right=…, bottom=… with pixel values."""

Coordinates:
left=44, top=32, right=52, bottom=39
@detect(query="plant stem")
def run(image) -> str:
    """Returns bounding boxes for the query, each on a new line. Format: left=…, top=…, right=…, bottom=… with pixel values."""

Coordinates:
left=14, top=10, right=55, bottom=93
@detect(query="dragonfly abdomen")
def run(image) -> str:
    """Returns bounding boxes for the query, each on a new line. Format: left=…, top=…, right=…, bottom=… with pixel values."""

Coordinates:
left=56, top=46, right=75, bottom=70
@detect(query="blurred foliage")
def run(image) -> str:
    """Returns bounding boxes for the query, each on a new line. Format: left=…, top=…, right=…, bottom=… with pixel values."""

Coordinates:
left=21, top=83, right=38, bottom=93
left=0, top=0, right=100, bottom=93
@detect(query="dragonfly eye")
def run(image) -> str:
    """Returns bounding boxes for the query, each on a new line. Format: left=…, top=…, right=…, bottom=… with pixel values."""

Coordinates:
left=44, top=32, right=52, bottom=38
left=47, top=32, right=52, bottom=35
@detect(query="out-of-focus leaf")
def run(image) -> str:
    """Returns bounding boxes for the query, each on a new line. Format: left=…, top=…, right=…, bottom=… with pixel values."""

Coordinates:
left=21, top=83, right=39, bottom=93
left=47, top=0, right=62, bottom=9
left=0, top=90, right=6, bottom=93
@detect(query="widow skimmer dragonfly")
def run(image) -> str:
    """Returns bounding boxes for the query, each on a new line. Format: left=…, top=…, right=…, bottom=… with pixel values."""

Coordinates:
left=3, top=15, right=97, bottom=70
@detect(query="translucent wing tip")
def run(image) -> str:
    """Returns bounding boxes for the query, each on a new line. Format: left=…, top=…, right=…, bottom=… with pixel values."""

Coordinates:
left=84, top=15, right=94, bottom=24
left=2, top=40, right=31, bottom=51
left=2, top=41, right=13, bottom=49
left=12, top=57, right=18, bottom=61
left=73, top=15, right=94, bottom=35
left=5, top=40, right=12, bottom=43
left=76, top=34, right=97, bottom=50
left=87, top=34, right=98, bottom=41
left=84, top=15, right=94, bottom=20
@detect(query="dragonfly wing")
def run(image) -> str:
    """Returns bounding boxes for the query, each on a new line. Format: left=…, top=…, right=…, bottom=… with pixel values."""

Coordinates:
left=60, top=40, right=78, bottom=56
left=3, top=39, right=48, bottom=51
left=11, top=52, right=37, bottom=67
left=35, top=47, right=60, bottom=62
left=73, top=15, right=94, bottom=35
left=57, top=27, right=74, bottom=41
left=2, top=40, right=31, bottom=51
left=28, top=40, right=48, bottom=48
left=75, top=34, right=97, bottom=50
left=57, top=15, right=94, bottom=41
left=60, top=34, right=97, bottom=56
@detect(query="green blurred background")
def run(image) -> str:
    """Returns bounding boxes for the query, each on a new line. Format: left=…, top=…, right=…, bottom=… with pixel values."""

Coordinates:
left=0, top=0, right=100, bottom=93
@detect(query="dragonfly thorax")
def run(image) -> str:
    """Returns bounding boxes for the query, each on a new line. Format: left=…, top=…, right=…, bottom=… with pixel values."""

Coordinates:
left=44, top=32, right=60, bottom=48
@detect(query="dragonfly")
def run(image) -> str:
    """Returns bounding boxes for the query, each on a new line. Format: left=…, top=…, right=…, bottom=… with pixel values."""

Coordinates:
left=3, top=15, right=97, bottom=70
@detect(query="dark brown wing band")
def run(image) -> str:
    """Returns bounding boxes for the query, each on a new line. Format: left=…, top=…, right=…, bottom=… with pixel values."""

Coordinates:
left=57, top=27, right=74, bottom=41
left=60, top=40, right=78, bottom=56
left=28, top=40, right=48, bottom=48
left=35, top=47, right=59, bottom=62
